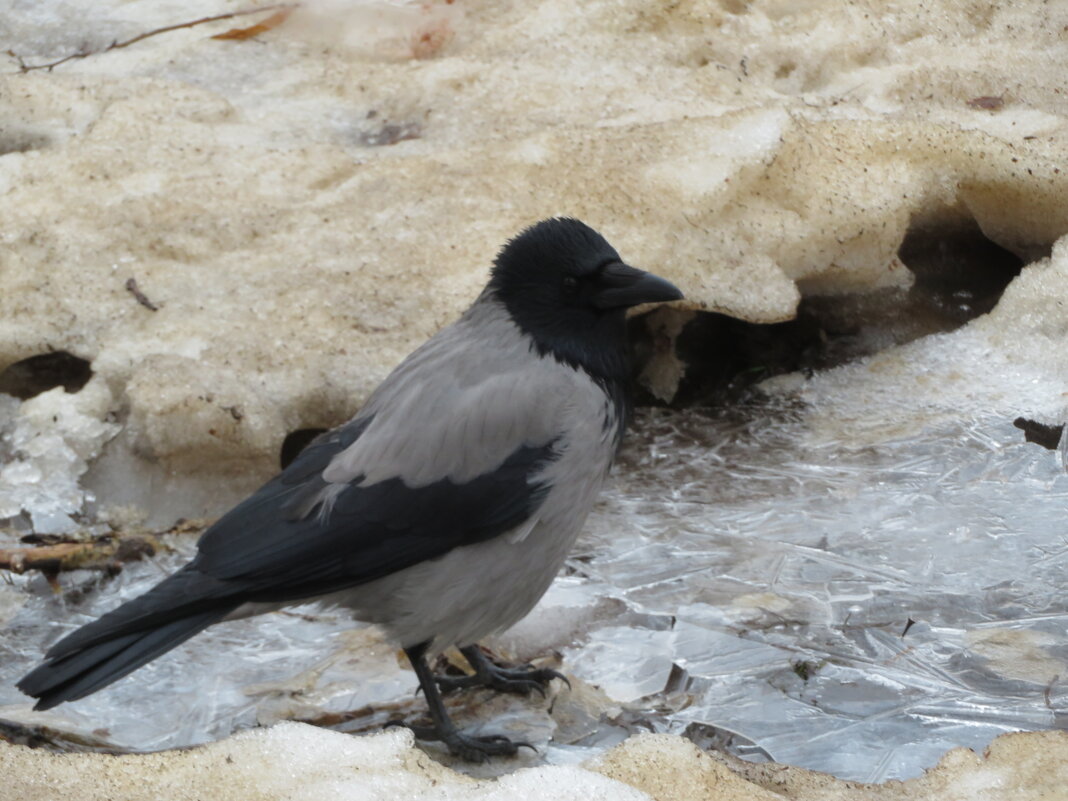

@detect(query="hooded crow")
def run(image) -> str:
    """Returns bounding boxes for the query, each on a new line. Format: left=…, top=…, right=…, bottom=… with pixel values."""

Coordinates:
left=18, top=217, right=683, bottom=761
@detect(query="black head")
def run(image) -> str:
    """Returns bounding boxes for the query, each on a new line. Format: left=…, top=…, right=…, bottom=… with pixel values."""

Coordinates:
left=488, top=218, right=683, bottom=382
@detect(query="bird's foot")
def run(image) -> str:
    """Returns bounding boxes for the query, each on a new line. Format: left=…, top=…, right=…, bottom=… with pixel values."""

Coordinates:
left=388, top=720, right=534, bottom=762
left=436, top=662, right=569, bottom=697
left=435, top=645, right=571, bottom=696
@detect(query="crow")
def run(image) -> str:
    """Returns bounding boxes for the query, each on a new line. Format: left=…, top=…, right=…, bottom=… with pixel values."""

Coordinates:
left=18, top=217, right=684, bottom=761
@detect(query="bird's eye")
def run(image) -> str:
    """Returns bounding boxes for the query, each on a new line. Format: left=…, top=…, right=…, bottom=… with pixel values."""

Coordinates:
left=562, top=276, right=579, bottom=293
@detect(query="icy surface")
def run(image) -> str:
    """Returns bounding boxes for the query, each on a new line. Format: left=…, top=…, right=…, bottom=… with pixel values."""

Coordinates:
left=576, top=405, right=1068, bottom=782
left=0, top=383, right=119, bottom=535
left=3, top=390, right=1067, bottom=782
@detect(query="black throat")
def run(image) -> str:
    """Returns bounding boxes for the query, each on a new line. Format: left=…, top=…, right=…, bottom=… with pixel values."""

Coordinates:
left=491, top=288, right=631, bottom=434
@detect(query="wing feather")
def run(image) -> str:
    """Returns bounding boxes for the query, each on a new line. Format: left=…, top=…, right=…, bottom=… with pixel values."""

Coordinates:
left=193, top=307, right=577, bottom=601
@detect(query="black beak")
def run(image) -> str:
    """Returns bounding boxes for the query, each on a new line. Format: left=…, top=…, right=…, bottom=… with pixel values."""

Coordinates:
left=592, top=262, right=684, bottom=310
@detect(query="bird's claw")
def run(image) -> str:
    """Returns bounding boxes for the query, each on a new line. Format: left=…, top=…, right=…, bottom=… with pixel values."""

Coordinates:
left=434, top=664, right=570, bottom=697
left=386, top=720, right=534, bottom=762
left=446, top=733, right=536, bottom=762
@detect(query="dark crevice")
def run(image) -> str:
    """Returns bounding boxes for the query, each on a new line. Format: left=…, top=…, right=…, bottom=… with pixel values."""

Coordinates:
left=629, top=311, right=823, bottom=407
left=631, top=217, right=1041, bottom=408
left=0, top=352, right=93, bottom=400
left=280, top=428, right=328, bottom=470
left=898, top=217, right=1028, bottom=323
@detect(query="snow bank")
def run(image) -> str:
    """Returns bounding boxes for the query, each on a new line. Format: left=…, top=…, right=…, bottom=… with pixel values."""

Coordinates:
left=1, top=0, right=1067, bottom=504
left=3, top=724, right=1066, bottom=801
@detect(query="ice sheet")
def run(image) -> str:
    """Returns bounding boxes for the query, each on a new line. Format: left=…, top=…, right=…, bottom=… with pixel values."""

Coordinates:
left=572, top=403, right=1068, bottom=782
left=2, top=396, right=1066, bottom=782
left=0, top=385, right=119, bottom=536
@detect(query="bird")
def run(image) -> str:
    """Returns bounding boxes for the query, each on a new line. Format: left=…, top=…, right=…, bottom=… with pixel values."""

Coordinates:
left=17, top=217, right=684, bottom=761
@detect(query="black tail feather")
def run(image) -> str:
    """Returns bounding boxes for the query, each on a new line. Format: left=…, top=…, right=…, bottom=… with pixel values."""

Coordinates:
left=18, top=607, right=235, bottom=710
left=41, top=566, right=234, bottom=659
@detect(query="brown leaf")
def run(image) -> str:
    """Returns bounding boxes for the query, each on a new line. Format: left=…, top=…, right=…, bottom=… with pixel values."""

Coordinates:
left=212, top=7, right=293, bottom=40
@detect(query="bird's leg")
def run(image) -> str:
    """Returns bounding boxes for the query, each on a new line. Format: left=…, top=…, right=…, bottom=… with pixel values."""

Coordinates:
left=435, top=644, right=570, bottom=697
left=397, top=641, right=531, bottom=762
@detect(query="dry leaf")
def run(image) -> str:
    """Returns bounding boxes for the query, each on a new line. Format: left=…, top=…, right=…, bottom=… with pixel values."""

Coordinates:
left=212, top=7, right=293, bottom=40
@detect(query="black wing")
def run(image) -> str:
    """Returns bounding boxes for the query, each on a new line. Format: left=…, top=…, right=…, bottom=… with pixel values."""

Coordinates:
left=191, top=416, right=559, bottom=601
left=39, top=408, right=561, bottom=658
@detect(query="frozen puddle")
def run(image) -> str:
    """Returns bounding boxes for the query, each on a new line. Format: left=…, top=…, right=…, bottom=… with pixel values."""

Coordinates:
left=1, top=377, right=1067, bottom=782
left=568, top=404, right=1068, bottom=782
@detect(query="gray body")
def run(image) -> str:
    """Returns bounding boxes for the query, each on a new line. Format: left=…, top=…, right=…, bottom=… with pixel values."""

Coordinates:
left=234, top=295, right=619, bottom=650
